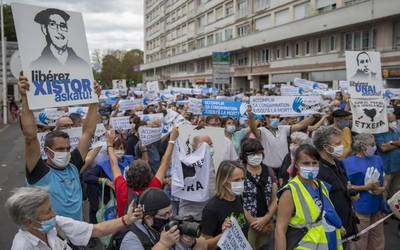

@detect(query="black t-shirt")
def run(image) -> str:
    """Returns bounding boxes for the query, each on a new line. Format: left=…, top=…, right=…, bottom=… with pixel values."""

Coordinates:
left=125, top=134, right=139, bottom=157
left=200, top=195, right=246, bottom=237
left=26, top=148, right=84, bottom=185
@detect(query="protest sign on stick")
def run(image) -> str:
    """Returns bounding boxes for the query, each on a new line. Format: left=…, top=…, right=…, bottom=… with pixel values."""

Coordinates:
left=350, top=98, right=388, bottom=134
left=12, top=3, right=98, bottom=109
left=250, top=96, right=321, bottom=116
left=217, top=216, right=252, bottom=250
left=138, top=127, right=162, bottom=145
left=110, top=116, right=132, bottom=130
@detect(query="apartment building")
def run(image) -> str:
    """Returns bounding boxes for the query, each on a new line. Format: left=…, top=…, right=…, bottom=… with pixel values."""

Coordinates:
left=141, top=0, right=400, bottom=90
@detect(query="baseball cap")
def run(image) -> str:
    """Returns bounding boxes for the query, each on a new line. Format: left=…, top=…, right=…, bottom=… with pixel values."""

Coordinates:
left=140, top=188, right=171, bottom=213
left=332, top=109, right=352, bottom=118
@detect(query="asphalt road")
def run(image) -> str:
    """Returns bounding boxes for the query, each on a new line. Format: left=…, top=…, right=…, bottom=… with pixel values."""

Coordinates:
left=0, top=124, right=399, bottom=250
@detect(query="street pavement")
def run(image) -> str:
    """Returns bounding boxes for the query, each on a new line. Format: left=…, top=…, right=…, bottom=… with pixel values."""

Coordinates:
left=0, top=124, right=399, bottom=249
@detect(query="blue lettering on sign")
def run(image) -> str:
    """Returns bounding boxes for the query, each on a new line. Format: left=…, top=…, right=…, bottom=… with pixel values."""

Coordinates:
left=31, top=70, right=93, bottom=102
left=350, top=81, right=378, bottom=96
left=202, top=100, right=242, bottom=118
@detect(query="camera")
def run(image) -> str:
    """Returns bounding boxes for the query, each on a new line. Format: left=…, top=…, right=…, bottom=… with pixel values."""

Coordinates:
left=164, top=216, right=201, bottom=238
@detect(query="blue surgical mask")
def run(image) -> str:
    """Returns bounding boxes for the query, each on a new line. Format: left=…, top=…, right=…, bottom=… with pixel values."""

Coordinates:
left=299, top=166, right=319, bottom=180
left=270, top=118, right=280, bottom=128
left=36, top=217, right=57, bottom=233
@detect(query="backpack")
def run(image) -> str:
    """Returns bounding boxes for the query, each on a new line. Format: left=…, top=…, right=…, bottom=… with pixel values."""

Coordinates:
left=107, top=222, right=156, bottom=250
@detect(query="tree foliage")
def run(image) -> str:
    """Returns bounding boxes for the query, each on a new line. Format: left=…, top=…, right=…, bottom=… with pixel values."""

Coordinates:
left=2, top=4, right=17, bottom=41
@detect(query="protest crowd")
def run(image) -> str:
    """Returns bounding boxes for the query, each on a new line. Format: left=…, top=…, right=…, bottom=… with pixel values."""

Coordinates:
left=4, top=73, right=400, bottom=250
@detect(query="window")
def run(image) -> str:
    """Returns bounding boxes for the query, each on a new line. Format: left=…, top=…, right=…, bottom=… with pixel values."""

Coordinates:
left=329, top=35, right=336, bottom=51
left=294, top=2, right=309, bottom=20
left=207, top=11, right=215, bottom=24
left=198, top=15, right=206, bottom=27
left=316, top=0, right=336, bottom=10
left=215, top=6, right=224, bottom=20
left=344, top=30, right=375, bottom=50
left=345, top=33, right=353, bottom=50
left=255, top=0, right=270, bottom=11
left=225, top=28, right=233, bottom=40
left=305, top=41, right=311, bottom=55
left=276, top=47, right=281, bottom=59
left=237, top=0, right=248, bottom=18
left=285, top=45, right=291, bottom=57
left=226, top=1, right=234, bottom=16
left=295, top=43, right=301, bottom=56
left=207, top=34, right=214, bottom=45
left=317, top=38, right=322, bottom=53
left=237, top=24, right=250, bottom=37
left=395, top=21, right=400, bottom=49
left=197, top=61, right=205, bottom=72
left=362, top=31, right=369, bottom=50
left=188, top=62, right=195, bottom=72
left=275, top=9, right=289, bottom=25
left=215, top=32, right=223, bottom=43
left=256, top=48, right=269, bottom=64
left=237, top=52, right=248, bottom=66
left=197, top=37, right=205, bottom=48
left=354, top=31, right=361, bottom=50
left=255, top=15, right=272, bottom=31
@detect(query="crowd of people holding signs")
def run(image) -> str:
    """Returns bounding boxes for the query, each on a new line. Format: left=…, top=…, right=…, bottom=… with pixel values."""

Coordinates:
left=4, top=2, right=400, bottom=250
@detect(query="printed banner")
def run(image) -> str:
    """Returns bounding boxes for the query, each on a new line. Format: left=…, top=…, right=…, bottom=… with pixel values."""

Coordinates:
left=161, top=109, right=190, bottom=137
left=34, top=108, right=65, bottom=126
left=12, top=3, right=98, bottom=110
left=217, top=216, right=252, bottom=250
left=69, top=106, right=88, bottom=117
left=202, top=99, right=245, bottom=118
left=345, top=51, right=382, bottom=82
left=350, top=98, right=388, bottom=134
left=188, top=98, right=203, bottom=115
left=280, top=86, right=308, bottom=96
left=138, top=113, right=164, bottom=124
left=171, top=142, right=211, bottom=202
left=138, top=126, right=162, bottom=145
left=118, top=99, right=143, bottom=111
left=294, top=78, right=328, bottom=90
left=112, top=79, right=127, bottom=90
left=384, top=89, right=400, bottom=100
left=90, top=124, right=107, bottom=148
left=212, top=52, right=230, bottom=85
left=110, top=116, right=132, bottom=130
left=347, top=81, right=383, bottom=98
left=339, top=80, right=350, bottom=91
left=168, top=86, right=203, bottom=96
left=250, top=96, right=321, bottom=116
left=146, top=81, right=160, bottom=94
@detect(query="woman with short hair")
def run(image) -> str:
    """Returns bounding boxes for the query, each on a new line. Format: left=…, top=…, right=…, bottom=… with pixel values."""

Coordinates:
left=342, top=133, right=386, bottom=250
left=6, top=187, right=142, bottom=250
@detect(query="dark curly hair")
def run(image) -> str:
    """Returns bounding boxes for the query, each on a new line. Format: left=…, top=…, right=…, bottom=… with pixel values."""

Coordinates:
left=240, top=138, right=264, bottom=165
left=125, top=160, right=153, bottom=189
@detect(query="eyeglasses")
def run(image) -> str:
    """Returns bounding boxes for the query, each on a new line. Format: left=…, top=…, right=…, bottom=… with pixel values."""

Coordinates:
left=48, top=21, right=68, bottom=32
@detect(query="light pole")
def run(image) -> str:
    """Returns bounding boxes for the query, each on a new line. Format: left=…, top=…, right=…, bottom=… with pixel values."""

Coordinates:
left=1, top=0, right=7, bottom=125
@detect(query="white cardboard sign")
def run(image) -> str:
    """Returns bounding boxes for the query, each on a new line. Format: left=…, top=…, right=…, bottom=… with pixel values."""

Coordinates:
left=217, top=216, right=252, bottom=250
left=110, top=116, right=132, bottom=130
left=138, top=127, right=162, bottom=145
left=350, top=98, right=388, bottom=134
left=345, top=51, right=382, bottom=82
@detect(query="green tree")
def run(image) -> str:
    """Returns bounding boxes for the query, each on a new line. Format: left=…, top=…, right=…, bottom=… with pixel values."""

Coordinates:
left=100, top=54, right=123, bottom=88
left=1, top=4, right=17, bottom=41
left=121, top=49, right=143, bottom=86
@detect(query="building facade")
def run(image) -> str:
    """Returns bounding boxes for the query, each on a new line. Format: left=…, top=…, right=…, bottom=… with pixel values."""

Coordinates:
left=141, top=0, right=400, bottom=90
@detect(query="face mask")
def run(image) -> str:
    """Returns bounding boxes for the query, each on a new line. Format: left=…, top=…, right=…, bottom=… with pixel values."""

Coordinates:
left=247, top=154, right=263, bottom=166
left=389, top=121, right=398, bottom=130
left=225, top=125, right=236, bottom=134
left=230, top=181, right=244, bottom=196
left=327, top=144, right=344, bottom=158
left=365, top=145, right=377, bottom=157
left=270, top=118, right=279, bottom=128
left=152, top=217, right=169, bottom=232
left=47, top=147, right=71, bottom=169
left=338, top=119, right=349, bottom=129
left=210, top=147, right=215, bottom=157
left=299, top=166, right=319, bottom=180
left=36, top=217, right=56, bottom=234
left=115, top=150, right=125, bottom=158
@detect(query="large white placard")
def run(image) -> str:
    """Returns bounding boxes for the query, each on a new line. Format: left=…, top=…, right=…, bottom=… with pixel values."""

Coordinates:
left=188, top=98, right=203, bottom=115
left=34, top=108, right=65, bottom=126
left=384, top=89, right=400, bottom=100
left=112, top=79, right=127, bottom=90
left=138, top=127, right=162, bottom=145
left=347, top=81, right=383, bottom=98
left=12, top=3, right=98, bottom=110
left=110, top=116, right=132, bottom=130
left=345, top=51, right=382, bottom=82
left=250, top=96, right=321, bottom=116
left=138, top=113, right=164, bottom=124
left=171, top=142, right=211, bottom=202
left=350, top=98, right=388, bottom=134
left=294, top=78, right=328, bottom=90
left=217, top=216, right=252, bottom=250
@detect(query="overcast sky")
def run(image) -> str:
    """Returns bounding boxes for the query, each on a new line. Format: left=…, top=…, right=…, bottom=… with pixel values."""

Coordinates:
left=8, top=0, right=144, bottom=52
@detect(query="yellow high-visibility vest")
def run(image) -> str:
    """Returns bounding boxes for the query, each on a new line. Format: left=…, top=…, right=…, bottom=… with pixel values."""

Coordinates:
left=286, top=176, right=343, bottom=250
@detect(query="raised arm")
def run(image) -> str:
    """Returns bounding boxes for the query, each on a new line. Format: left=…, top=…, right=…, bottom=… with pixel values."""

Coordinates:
left=80, top=146, right=102, bottom=174
left=155, top=127, right=179, bottom=185
left=18, top=76, right=41, bottom=172
left=248, top=106, right=261, bottom=138
left=76, top=82, right=101, bottom=159
left=291, top=115, right=316, bottom=133
left=106, top=130, right=122, bottom=181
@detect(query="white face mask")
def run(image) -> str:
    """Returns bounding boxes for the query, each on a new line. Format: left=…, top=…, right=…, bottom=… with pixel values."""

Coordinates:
left=47, top=147, right=71, bottom=169
left=209, top=147, right=215, bottom=157
left=115, top=150, right=125, bottom=158
left=225, top=125, right=236, bottom=134
left=327, top=144, right=344, bottom=158
left=230, top=181, right=244, bottom=196
left=247, top=154, right=263, bottom=166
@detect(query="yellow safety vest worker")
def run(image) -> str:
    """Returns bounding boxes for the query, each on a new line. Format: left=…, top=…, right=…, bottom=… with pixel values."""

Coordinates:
left=287, top=176, right=343, bottom=250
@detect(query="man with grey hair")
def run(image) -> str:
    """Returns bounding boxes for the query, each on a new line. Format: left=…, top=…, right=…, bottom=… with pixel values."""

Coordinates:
left=313, top=126, right=359, bottom=242
left=179, top=135, right=216, bottom=221
left=6, top=187, right=143, bottom=250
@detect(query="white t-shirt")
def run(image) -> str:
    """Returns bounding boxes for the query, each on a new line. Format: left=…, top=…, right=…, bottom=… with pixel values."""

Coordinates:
left=11, top=216, right=93, bottom=250
left=222, top=136, right=239, bottom=161
left=259, top=125, right=291, bottom=169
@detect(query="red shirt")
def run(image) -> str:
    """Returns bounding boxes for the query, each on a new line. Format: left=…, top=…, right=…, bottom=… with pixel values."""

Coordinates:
left=114, top=175, right=162, bottom=217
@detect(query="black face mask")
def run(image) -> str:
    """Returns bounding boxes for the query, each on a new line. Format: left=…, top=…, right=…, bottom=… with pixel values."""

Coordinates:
left=152, top=217, right=169, bottom=232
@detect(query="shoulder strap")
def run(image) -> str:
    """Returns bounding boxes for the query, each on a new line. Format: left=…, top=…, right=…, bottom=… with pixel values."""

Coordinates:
left=128, top=223, right=156, bottom=250
left=315, top=180, right=324, bottom=222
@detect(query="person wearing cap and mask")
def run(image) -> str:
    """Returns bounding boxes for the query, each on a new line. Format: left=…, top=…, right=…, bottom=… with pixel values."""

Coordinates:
left=331, top=109, right=353, bottom=160
left=18, top=76, right=101, bottom=221
left=119, top=188, right=208, bottom=250
left=30, top=8, right=89, bottom=70
left=313, top=126, right=359, bottom=243
left=374, top=112, right=400, bottom=200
